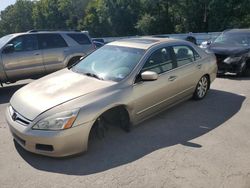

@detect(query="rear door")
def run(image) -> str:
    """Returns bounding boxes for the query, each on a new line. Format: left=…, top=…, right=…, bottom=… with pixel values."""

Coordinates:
left=170, top=45, right=203, bottom=98
left=2, top=34, right=45, bottom=81
left=38, top=33, right=69, bottom=73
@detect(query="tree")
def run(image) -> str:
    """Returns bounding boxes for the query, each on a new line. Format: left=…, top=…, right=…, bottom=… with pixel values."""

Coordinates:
left=81, top=0, right=141, bottom=37
left=58, top=0, right=90, bottom=29
left=32, top=0, right=66, bottom=29
left=0, top=0, right=34, bottom=36
left=1, top=0, right=250, bottom=38
left=136, top=13, right=156, bottom=35
left=32, top=0, right=90, bottom=30
left=136, top=0, right=176, bottom=35
left=105, top=0, right=141, bottom=36
left=79, top=0, right=112, bottom=37
left=208, top=0, right=250, bottom=32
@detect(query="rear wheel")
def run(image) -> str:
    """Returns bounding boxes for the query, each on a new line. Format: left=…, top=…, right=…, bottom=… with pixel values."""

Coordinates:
left=67, top=56, right=82, bottom=68
left=193, top=75, right=209, bottom=100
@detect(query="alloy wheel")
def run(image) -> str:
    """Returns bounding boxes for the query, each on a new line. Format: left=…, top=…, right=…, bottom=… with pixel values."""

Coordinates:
left=197, top=76, right=208, bottom=98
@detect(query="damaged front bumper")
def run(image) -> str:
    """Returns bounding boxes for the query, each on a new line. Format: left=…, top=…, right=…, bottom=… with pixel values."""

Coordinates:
left=215, top=54, right=246, bottom=74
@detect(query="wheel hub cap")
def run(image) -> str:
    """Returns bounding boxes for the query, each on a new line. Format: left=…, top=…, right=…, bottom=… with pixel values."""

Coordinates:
left=197, top=77, right=208, bottom=98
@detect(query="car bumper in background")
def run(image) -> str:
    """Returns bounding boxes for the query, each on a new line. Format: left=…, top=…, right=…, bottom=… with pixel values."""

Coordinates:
left=217, top=62, right=242, bottom=74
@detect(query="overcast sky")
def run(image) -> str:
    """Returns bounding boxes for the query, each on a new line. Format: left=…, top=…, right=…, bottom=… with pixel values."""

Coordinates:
left=0, top=0, right=16, bottom=11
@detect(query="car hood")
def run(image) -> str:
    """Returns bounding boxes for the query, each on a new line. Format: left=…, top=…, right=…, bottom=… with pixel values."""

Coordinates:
left=10, top=69, right=116, bottom=120
left=208, top=43, right=249, bottom=56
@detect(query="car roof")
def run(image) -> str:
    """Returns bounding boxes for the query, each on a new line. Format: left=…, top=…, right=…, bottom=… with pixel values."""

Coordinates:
left=27, top=31, right=87, bottom=34
left=8, top=31, right=89, bottom=38
left=107, top=37, right=188, bottom=50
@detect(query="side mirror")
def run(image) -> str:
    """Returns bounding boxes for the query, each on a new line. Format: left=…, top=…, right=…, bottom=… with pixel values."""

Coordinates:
left=141, top=71, right=158, bottom=81
left=3, top=44, right=15, bottom=54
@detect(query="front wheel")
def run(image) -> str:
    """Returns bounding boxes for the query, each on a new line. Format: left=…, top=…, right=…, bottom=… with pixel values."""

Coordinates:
left=237, top=61, right=247, bottom=77
left=193, top=75, right=209, bottom=100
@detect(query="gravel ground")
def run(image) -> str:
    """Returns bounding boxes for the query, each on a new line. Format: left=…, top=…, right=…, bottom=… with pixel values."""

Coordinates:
left=0, top=77, right=250, bottom=188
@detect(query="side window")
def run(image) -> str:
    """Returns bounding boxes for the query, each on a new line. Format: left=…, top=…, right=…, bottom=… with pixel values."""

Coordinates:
left=38, top=34, right=68, bottom=49
left=194, top=50, right=201, bottom=60
left=173, top=46, right=195, bottom=67
left=67, top=33, right=91, bottom=45
left=9, top=35, right=38, bottom=52
left=142, top=47, right=176, bottom=74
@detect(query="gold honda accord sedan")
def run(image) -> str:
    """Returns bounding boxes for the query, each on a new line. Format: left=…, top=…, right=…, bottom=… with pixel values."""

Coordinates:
left=6, top=37, right=217, bottom=157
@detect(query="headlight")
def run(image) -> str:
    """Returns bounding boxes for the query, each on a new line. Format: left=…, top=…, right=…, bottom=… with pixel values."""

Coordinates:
left=224, top=56, right=242, bottom=64
left=32, top=109, right=79, bottom=130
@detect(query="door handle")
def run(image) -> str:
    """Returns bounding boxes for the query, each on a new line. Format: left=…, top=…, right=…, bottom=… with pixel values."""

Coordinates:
left=196, top=64, right=202, bottom=69
left=168, top=76, right=177, bottom=81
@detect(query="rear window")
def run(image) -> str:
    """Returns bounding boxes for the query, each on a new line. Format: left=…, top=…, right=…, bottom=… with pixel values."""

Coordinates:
left=173, top=45, right=195, bottom=67
left=67, top=33, right=91, bottom=45
left=38, top=34, right=68, bottom=49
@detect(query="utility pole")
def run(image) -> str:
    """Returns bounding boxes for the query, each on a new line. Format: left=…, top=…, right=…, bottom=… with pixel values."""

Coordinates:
left=203, top=0, right=209, bottom=32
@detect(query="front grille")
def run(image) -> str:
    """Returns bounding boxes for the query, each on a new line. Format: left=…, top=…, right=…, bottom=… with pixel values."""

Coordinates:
left=9, top=106, right=31, bottom=126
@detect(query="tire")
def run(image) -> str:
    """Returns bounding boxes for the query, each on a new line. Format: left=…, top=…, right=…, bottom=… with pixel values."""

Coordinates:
left=237, top=61, right=247, bottom=77
left=119, top=108, right=131, bottom=132
left=91, top=107, right=131, bottom=140
left=193, top=75, right=209, bottom=100
left=67, top=56, right=81, bottom=68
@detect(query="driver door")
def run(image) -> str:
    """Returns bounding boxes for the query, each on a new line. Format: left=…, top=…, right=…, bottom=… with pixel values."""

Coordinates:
left=132, top=46, right=183, bottom=123
left=2, top=34, right=45, bottom=81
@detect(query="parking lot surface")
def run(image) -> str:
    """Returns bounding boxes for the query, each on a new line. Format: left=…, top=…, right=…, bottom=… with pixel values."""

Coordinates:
left=0, top=77, right=250, bottom=188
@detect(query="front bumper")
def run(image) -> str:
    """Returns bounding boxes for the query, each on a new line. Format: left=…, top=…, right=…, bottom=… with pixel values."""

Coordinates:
left=5, top=108, right=94, bottom=157
left=215, top=54, right=243, bottom=74
left=217, top=62, right=242, bottom=74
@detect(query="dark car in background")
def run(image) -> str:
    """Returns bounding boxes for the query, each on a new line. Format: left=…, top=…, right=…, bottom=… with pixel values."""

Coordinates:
left=206, top=29, right=250, bottom=76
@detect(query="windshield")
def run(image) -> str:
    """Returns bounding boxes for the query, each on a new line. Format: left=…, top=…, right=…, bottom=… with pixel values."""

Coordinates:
left=72, top=45, right=145, bottom=82
left=0, top=34, right=13, bottom=49
left=214, top=32, right=250, bottom=47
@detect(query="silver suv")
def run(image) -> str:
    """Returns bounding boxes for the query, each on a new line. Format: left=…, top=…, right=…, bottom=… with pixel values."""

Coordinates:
left=0, top=30, right=95, bottom=85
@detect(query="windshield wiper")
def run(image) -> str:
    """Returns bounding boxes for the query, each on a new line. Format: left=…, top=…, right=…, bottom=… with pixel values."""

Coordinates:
left=85, top=72, right=103, bottom=80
